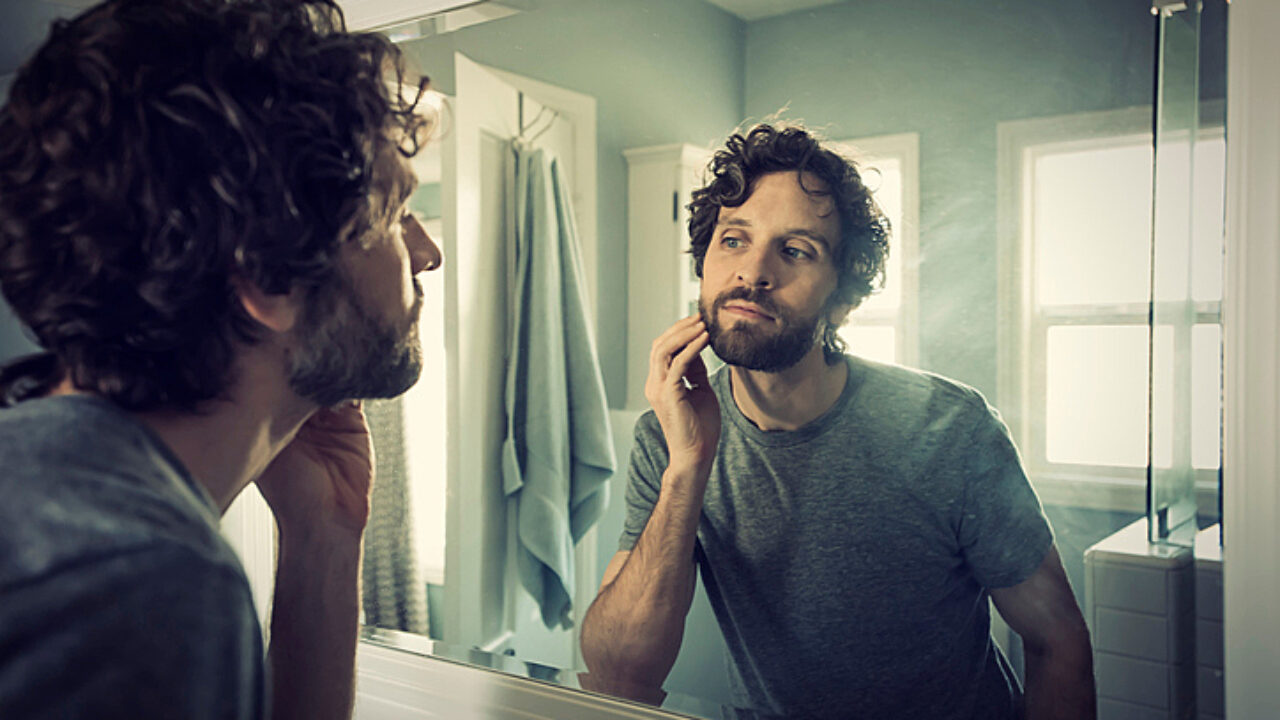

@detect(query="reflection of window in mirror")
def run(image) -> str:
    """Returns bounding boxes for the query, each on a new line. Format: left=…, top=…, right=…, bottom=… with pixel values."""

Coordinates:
left=833, top=133, right=919, bottom=367
left=997, top=109, right=1224, bottom=511
left=404, top=214, right=447, bottom=614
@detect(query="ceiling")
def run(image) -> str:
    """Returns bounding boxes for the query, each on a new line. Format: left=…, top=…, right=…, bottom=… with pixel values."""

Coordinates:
left=702, top=0, right=846, bottom=22
left=2, top=0, right=851, bottom=77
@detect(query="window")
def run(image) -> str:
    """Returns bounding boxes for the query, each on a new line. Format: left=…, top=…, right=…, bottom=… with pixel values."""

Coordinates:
left=998, top=109, right=1224, bottom=511
left=834, top=133, right=919, bottom=367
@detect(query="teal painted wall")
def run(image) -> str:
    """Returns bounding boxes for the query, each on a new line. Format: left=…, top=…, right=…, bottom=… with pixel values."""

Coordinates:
left=398, top=0, right=746, bottom=408
left=743, top=0, right=1156, bottom=400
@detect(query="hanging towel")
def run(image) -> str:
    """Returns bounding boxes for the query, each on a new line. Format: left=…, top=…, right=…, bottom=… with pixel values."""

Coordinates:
left=502, top=146, right=615, bottom=631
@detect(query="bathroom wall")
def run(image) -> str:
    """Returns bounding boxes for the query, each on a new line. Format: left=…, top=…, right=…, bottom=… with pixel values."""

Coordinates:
left=398, top=0, right=747, bottom=409
left=0, top=2, right=76, bottom=364
left=743, top=0, right=1157, bottom=400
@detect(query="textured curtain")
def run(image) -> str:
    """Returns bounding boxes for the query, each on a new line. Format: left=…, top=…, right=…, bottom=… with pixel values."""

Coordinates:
left=361, top=397, right=428, bottom=635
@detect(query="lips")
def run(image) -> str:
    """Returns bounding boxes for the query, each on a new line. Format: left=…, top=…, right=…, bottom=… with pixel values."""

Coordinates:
left=722, top=302, right=775, bottom=322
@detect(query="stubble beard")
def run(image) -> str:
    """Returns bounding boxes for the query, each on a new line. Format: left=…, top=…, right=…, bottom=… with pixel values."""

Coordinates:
left=699, top=286, right=821, bottom=373
left=287, top=272, right=425, bottom=407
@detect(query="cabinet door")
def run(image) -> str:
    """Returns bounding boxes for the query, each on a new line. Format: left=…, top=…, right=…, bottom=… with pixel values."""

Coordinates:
left=624, top=145, right=711, bottom=409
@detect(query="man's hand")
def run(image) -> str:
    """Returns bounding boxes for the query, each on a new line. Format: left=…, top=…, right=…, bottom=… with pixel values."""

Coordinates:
left=254, top=401, right=372, bottom=720
left=580, top=316, right=717, bottom=686
left=254, top=401, right=374, bottom=536
left=646, top=315, right=720, bottom=475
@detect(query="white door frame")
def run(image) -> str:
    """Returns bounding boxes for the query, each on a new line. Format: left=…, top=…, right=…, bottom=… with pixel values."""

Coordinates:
left=1222, top=0, right=1280, bottom=716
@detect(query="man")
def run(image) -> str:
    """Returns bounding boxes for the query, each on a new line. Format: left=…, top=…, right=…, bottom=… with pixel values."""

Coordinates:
left=0, top=1, right=440, bottom=718
left=580, top=123, right=1095, bottom=719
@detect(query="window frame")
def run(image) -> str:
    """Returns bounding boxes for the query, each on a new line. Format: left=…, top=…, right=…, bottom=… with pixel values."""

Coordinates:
left=997, top=107, right=1223, bottom=514
left=835, top=132, right=920, bottom=367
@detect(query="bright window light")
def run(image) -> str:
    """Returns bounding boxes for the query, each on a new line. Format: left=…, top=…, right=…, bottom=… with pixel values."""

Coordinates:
left=1045, top=325, right=1152, bottom=467
left=1033, top=144, right=1152, bottom=307
left=403, top=215, right=447, bottom=585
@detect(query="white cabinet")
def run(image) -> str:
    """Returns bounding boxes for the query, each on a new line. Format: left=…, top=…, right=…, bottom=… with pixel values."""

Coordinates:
left=624, top=144, right=713, bottom=409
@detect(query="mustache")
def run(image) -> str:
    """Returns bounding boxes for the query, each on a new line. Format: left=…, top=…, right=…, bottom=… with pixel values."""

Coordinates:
left=711, top=286, right=783, bottom=318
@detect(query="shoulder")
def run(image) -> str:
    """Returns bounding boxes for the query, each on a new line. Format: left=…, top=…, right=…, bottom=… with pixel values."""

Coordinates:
left=847, top=355, right=995, bottom=433
left=0, top=396, right=235, bottom=589
left=3, top=540, right=257, bottom=636
left=631, top=408, right=669, bottom=466
left=3, top=537, right=260, bottom=652
left=0, top=541, right=264, bottom=719
left=634, top=407, right=663, bottom=438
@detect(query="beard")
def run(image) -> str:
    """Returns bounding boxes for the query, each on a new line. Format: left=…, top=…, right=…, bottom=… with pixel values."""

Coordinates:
left=287, top=272, right=425, bottom=407
left=699, top=286, right=822, bottom=373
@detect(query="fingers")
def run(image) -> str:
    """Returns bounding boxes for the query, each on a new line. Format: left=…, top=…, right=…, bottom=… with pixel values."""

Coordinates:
left=645, top=315, right=714, bottom=409
left=668, top=328, right=710, bottom=388
left=302, top=401, right=369, bottom=437
left=647, top=315, right=705, bottom=386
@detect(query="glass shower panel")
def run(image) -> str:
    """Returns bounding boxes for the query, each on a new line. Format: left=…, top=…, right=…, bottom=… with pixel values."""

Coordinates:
left=1148, top=0, right=1201, bottom=546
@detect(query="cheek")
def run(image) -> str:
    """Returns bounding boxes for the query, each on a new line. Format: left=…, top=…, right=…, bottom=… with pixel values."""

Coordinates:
left=700, top=250, right=730, bottom=286
left=351, top=245, right=413, bottom=310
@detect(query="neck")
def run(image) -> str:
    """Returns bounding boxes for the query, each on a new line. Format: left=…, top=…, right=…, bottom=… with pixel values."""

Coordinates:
left=729, top=345, right=847, bottom=432
left=50, top=348, right=316, bottom=514
left=132, top=393, right=314, bottom=514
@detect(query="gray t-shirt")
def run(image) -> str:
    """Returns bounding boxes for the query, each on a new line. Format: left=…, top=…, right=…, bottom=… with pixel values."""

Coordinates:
left=0, top=395, right=265, bottom=719
left=622, top=355, right=1053, bottom=719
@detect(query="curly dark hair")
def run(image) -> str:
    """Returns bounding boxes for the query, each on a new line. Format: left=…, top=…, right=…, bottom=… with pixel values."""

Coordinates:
left=687, top=122, right=891, bottom=363
left=0, top=0, right=431, bottom=411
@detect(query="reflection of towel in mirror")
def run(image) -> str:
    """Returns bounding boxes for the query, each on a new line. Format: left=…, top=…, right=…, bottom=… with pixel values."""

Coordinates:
left=502, top=146, right=615, bottom=631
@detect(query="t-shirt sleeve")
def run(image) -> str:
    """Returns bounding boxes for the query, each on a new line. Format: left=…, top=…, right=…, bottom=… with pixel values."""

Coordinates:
left=0, top=544, right=266, bottom=720
left=618, top=411, right=669, bottom=552
left=955, top=397, right=1054, bottom=589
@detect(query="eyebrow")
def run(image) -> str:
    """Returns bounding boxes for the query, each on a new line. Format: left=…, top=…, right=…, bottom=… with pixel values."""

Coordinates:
left=716, top=217, right=832, bottom=250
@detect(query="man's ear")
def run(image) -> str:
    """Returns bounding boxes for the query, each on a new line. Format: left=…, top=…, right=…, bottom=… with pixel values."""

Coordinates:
left=232, top=277, right=301, bottom=334
left=826, top=301, right=854, bottom=330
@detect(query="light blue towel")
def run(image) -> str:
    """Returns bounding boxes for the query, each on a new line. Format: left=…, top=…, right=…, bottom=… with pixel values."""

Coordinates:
left=502, top=146, right=615, bottom=630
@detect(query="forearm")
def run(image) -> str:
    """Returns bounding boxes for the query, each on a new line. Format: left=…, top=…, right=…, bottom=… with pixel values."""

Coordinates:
left=1023, top=635, right=1096, bottom=720
left=267, top=526, right=363, bottom=720
left=580, top=467, right=705, bottom=685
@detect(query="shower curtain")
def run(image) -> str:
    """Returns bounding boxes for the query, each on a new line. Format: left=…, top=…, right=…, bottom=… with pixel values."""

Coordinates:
left=361, top=397, right=428, bottom=635
left=502, top=146, right=615, bottom=631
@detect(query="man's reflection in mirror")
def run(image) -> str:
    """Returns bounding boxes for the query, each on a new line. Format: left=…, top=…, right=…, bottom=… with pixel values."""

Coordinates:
left=0, top=1, right=441, bottom=718
left=581, top=123, right=1096, bottom=720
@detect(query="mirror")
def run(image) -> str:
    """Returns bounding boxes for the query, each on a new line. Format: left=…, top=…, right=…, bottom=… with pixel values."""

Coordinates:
left=361, top=0, right=1230, bottom=716
left=356, top=0, right=1230, bottom=715
left=0, top=0, right=1225, bottom=717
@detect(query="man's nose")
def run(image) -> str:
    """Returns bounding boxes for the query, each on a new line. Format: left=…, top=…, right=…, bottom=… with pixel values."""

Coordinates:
left=404, top=214, right=443, bottom=274
left=735, top=246, right=774, bottom=288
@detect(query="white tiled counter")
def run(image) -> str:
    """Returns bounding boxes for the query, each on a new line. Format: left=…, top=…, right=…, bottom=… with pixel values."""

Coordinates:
left=1085, top=520, right=1196, bottom=720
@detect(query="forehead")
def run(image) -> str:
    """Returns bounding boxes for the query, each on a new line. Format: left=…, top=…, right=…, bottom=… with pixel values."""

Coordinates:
left=718, top=171, right=840, bottom=239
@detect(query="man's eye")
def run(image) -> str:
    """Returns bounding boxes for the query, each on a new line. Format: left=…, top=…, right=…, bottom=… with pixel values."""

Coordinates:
left=783, top=246, right=812, bottom=260
left=722, top=236, right=742, bottom=248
